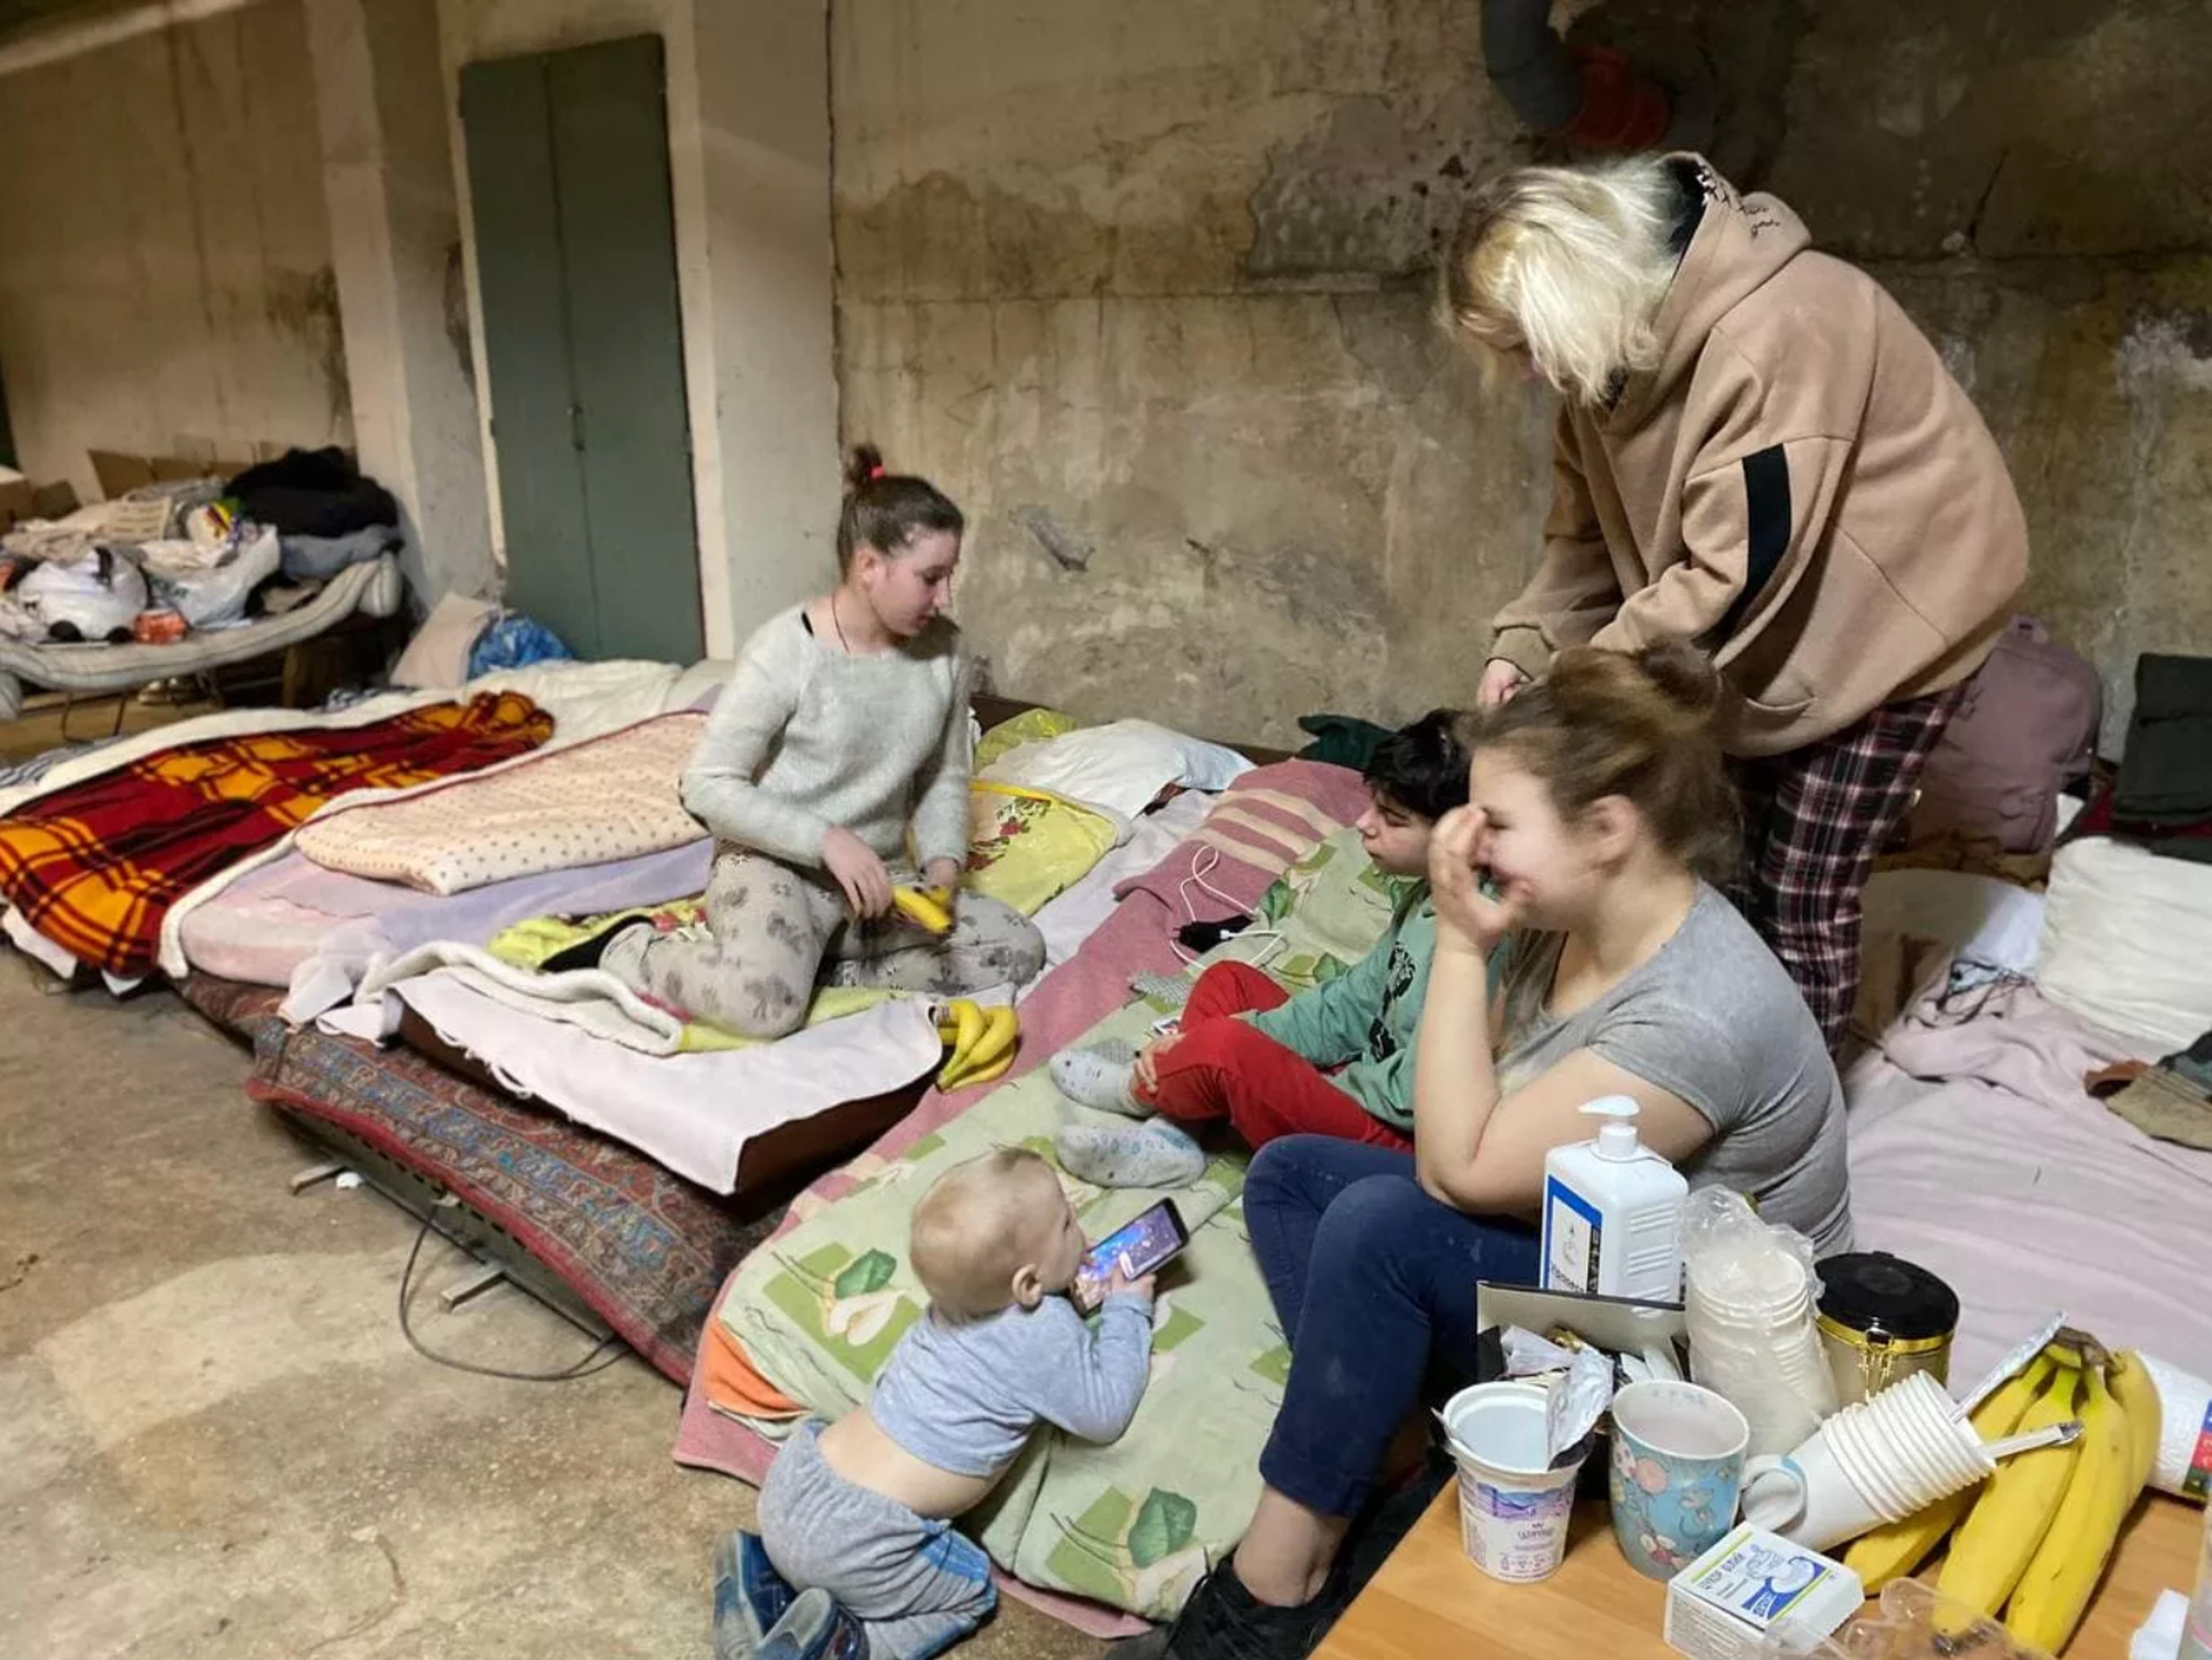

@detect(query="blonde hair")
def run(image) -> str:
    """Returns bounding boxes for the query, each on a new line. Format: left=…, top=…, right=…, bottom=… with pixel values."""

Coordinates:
left=1441, top=156, right=1683, bottom=404
left=908, top=1149, right=1062, bottom=1321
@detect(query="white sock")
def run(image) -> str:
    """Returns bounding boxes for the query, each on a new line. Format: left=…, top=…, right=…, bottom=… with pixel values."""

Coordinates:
left=1050, top=1042, right=1150, bottom=1118
left=1057, top=1121, right=1204, bottom=1190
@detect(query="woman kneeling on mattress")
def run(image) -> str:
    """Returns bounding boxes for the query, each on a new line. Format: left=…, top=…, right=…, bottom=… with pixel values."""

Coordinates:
left=1121, top=643, right=1851, bottom=1660
left=590, top=446, right=1044, bottom=1039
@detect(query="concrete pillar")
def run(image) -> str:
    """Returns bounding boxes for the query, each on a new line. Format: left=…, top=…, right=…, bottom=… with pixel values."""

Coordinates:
left=694, top=0, right=841, bottom=651
left=305, top=0, right=496, bottom=608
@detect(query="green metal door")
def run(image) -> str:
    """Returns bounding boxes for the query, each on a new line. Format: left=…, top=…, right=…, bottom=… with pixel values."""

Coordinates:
left=460, top=34, right=703, bottom=664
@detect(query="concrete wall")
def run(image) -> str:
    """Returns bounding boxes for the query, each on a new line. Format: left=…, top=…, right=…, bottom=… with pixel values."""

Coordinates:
left=0, top=0, right=350, bottom=502
left=308, top=0, right=497, bottom=607
left=438, top=0, right=837, bottom=659
left=834, top=0, right=2212, bottom=753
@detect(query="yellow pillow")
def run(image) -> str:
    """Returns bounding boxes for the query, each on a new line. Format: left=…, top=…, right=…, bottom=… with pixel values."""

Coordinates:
left=974, top=706, right=1081, bottom=772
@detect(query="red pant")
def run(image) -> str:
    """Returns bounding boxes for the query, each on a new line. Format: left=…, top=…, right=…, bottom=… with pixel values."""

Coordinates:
left=1135, top=962, right=1413, bottom=1152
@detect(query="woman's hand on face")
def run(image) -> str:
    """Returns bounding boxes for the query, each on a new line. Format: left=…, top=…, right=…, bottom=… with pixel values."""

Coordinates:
left=822, top=827, right=895, bottom=919
left=1427, top=806, right=1525, bottom=958
left=1476, top=659, right=1531, bottom=709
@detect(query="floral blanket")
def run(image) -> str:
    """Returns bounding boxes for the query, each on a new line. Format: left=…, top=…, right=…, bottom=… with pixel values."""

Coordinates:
left=713, top=829, right=1399, bottom=1619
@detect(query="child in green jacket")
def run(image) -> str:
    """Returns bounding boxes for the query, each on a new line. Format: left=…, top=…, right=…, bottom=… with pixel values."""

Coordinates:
left=1053, top=712, right=1468, bottom=1188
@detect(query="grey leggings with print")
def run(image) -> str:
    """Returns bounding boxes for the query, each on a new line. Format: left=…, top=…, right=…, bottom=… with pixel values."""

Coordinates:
left=603, top=843, right=1046, bottom=1039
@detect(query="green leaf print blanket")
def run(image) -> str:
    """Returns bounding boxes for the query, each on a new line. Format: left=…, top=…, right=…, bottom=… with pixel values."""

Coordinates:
left=715, top=830, right=1407, bottom=1620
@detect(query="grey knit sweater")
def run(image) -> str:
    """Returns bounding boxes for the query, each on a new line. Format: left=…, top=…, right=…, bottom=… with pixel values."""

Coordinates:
left=680, top=606, right=972, bottom=871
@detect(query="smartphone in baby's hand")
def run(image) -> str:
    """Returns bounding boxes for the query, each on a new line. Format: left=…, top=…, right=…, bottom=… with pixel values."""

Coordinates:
left=1070, top=1198, right=1190, bottom=1314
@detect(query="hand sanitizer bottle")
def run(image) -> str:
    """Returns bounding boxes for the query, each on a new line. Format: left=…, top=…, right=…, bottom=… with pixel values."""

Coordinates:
left=1539, top=1096, right=1689, bottom=1302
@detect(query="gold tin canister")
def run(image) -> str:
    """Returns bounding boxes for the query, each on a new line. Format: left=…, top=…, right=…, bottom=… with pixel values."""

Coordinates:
left=1815, top=1252, right=1960, bottom=1407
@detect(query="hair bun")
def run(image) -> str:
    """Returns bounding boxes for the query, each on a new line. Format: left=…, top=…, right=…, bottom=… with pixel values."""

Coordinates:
left=844, top=443, right=887, bottom=493
left=1546, top=641, right=1719, bottom=740
left=1632, top=639, right=1721, bottom=729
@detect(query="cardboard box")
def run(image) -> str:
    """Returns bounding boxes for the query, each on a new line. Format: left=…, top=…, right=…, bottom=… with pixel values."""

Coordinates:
left=1474, top=1280, right=1688, bottom=1382
left=0, top=474, right=75, bottom=534
left=1664, top=1525, right=1863, bottom=1660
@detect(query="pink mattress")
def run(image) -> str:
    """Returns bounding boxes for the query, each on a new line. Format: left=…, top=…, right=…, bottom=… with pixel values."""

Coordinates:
left=1846, top=981, right=2212, bottom=1385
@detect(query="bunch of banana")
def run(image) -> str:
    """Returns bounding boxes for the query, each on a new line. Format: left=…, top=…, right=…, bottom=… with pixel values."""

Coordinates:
left=936, top=999, right=1018, bottom=1089
left=1845, top=1328, right=2161, bottom=1655
left=891, top=885, right=956, bottom=935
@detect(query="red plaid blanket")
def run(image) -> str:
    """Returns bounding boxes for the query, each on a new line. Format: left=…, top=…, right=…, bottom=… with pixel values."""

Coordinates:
left=0, top=692, right=554, bottom=977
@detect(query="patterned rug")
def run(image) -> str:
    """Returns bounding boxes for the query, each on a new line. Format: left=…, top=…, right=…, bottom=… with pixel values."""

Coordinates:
left=180, top=975, right=781, bottom=1382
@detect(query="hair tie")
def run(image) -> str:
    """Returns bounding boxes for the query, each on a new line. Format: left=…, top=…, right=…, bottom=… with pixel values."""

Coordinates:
left=867, top=464, right=887, bottom=481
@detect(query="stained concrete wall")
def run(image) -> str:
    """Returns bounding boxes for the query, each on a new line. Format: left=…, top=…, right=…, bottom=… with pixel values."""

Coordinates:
left=834, top=0, right=2212, bottom=753
left=438, top=0, right=837, bottom=659
left=0, top=0, right=351, bottom=503
left=307, top=0, right=497, bottom=608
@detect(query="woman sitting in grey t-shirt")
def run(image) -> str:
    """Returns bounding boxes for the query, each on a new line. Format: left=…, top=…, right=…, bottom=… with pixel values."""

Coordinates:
left=588, top=446, right=1044, bottom=1040
left=1130, top=642, right=1850, bottom=1659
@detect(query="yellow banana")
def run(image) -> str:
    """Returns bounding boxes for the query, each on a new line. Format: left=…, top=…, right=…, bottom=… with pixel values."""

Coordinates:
left=1937, top=1362, right=2085, bottom=1621
left=2108, top=1350, right=2162, bottom=1498
left=956, top=1046, right=1017, bottom=1089
left=2006, top=1364, right=2137, bottom=1654
left=891, top=886, right=954, bottom=935
left=952, top=999, right=985, bottom=1056
left=935, top=1000, right=986, bottom=1086
left=1846, top=1353, right=2054, bottom=1591
left=942, top=1006, right=1017, bottom=1090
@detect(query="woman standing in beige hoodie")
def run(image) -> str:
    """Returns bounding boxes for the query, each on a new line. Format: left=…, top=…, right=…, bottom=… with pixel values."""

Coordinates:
left=1442, top=153, right=2028, bottom=1049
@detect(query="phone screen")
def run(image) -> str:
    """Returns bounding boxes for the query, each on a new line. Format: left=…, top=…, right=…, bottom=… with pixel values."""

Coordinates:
left=1071, top=1200, right=1188, bottom=1312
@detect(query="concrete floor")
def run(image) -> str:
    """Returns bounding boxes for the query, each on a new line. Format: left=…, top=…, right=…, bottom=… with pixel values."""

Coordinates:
left=0, top=951, right=1107, bottom=1659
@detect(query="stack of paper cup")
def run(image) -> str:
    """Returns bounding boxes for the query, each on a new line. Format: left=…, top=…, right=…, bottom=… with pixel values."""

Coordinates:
left=1440, top=1381, right=1589, bottom=1584
left=1743, top=1372, right=1993, bottom=1552
left=1685, top=1246, right=1838, bottom=1458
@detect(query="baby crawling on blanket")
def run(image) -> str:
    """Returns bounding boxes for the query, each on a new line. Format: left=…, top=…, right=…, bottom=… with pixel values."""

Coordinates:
left=715, top=1148, right=1158, bottom=1660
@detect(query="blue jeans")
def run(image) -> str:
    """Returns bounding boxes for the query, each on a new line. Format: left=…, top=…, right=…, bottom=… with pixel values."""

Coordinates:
left=1246, top=1136, right=1539, bottom=1518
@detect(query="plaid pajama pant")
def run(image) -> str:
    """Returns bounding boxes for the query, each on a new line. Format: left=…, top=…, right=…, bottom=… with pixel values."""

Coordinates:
left=1728, top=686, right=1963, bottom=1052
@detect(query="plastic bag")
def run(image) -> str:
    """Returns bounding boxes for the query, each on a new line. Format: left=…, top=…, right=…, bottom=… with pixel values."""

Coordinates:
left=467, top=611, right=573, bottom=677
left=157, top=523, right=281, bottom=630
left=1761, top=1578, right=2054, bottom=1658
left=17, top=547, right=149, bottom=643
left=1683, top=1188, right=1838, bottom=1457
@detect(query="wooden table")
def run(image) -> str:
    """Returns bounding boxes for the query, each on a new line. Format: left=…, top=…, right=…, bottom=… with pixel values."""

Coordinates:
left=1317, top=1488, right=2203, bottom=1659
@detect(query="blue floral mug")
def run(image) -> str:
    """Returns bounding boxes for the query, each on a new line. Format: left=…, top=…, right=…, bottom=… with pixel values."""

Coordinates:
left=1606, top=1379, right=1751, bottom=1579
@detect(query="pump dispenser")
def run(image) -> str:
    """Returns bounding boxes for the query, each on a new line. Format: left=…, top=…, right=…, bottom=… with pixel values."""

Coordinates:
left=1538, top=1096, right=1690, bottom=1301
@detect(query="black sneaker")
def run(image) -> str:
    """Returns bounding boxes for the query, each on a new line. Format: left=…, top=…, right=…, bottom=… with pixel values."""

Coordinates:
left=1109, top=1558, right=1339, bottom=1660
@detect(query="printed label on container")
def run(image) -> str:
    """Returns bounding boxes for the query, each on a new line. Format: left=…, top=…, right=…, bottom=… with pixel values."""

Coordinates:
left=1456, top=1470, right=1575, bottom=1583
left=1683, top=1530, right=1833, bottom=1627
left=1541, top=1175, right=1602, bottom=1294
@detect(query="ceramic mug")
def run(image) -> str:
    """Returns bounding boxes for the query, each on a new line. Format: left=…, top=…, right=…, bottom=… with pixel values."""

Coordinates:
left=1606, top=1380, right=1751, bottom=1579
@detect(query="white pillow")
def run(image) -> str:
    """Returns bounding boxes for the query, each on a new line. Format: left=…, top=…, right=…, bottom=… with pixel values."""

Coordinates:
left=1861, top=869, right=2045, bottom=975
left=979, top=719, right=1253, bottom=820
left=2036, top=837, right=2212, bottom=1049
left=389, top=592, right=497, bottom=689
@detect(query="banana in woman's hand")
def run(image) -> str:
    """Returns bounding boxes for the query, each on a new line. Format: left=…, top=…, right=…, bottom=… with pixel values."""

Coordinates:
left=891, top=884, right=955, bottom=935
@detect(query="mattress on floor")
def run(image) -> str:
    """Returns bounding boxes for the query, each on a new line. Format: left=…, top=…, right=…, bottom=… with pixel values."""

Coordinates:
left=164, top=789, right=1255, bottom=1380
left=1845, top=980, right=2212, bottom=1383
left=671, top=761, right=1377, bottom=1480
left=179, top=974, right=785, bottom=1382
